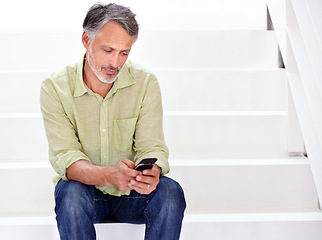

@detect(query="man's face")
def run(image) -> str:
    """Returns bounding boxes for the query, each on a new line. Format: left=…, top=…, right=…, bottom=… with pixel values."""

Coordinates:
left=83, top=21, right=135, bottom=83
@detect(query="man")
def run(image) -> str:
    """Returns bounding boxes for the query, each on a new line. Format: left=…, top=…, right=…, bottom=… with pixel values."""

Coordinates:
left=40, top=3, right=186, bottom=240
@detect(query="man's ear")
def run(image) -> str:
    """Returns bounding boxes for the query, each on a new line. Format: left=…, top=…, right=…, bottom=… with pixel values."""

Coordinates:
left=82, top=31, right=91, bottom=49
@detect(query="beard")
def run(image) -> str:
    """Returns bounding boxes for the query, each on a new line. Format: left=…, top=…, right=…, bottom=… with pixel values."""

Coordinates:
left=87, top=45, right=121, bottom=84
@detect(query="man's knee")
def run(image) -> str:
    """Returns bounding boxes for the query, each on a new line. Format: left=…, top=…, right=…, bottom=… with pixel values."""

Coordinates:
left=157, top=177, right=186, bottom=213
left=55, top=180, right=94, bottom=217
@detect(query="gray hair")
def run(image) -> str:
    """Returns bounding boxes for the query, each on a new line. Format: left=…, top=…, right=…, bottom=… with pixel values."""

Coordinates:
left=83, top=3, right=139, bottom=41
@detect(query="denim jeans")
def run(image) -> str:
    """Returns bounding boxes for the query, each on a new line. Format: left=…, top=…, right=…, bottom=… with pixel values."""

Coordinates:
left=54, top=176, right=186, bottom=240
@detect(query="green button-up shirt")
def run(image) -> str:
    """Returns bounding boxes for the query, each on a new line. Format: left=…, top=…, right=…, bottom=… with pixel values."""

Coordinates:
left=40, top=58, right=169, bottom=196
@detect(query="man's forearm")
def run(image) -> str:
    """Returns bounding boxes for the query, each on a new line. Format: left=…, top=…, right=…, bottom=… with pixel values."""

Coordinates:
left=66, top=160, right=112, bottom=186
left=66, top=159, right=140, bottom=192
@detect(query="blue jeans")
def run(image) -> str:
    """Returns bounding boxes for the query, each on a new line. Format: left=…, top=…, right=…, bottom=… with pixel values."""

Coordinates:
left=54, top=177, right=186, bottom=240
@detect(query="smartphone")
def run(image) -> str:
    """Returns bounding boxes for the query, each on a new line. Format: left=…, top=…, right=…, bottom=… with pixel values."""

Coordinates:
left=135, top=158, right=157, bottom=171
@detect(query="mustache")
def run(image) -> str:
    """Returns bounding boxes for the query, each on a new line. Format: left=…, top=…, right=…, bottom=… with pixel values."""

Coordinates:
left=101, top=65, right=121, bottom=72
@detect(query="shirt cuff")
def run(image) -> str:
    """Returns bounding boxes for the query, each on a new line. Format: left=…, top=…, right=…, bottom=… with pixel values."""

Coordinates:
left=55, top=151, right=91, bottom=181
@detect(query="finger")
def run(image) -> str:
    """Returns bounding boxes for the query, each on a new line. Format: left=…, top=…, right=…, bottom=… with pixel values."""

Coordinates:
left=132, top=183, right=152, bottom=193
left=142, top=165, right=161, bottom=176
left=129, top=178, right=151, bottom=189
left=135, top=174, right=153, bottom=184
left=126, top=168, right=141, bottom=178
left=119, top=161, right=139, bottom=178
left=121, top=159, right=136, bottom=169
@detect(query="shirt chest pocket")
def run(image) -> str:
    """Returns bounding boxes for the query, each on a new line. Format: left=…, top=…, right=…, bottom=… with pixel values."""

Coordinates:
left=113, top=117, right=138, bottom=151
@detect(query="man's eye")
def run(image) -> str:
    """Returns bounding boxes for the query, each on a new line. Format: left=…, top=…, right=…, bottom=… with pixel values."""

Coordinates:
left=104, top=49, right=112, bottom=53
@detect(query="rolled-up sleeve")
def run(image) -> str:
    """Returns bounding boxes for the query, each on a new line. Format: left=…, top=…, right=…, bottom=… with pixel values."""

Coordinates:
left=40, top=79, right=91, bottom=181
left=133, top=75, right=170, bottom=176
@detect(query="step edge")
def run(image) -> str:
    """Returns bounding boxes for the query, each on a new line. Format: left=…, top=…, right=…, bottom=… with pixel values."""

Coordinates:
left=0, top=111, right=288, bottom=119
left=183, top=212, right=322, bottom=223
left=0, top=68, right=286, bottom=74
left=164, top=110, right=288, bottom=116
left=1, top=212, right=322, bottom=226
left=169, top=157, right=309, bottom=166
left=0, top=157, right=309, bottom=169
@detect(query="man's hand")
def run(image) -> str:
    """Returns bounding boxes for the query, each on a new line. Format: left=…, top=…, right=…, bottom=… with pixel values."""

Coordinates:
left=105, top=159, right=140, bottom=192
left=128, top=164, right=161, bottom=195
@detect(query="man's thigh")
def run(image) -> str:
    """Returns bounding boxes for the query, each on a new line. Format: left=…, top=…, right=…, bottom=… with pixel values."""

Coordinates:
left=55, top=177, right=184, bottom=225
left=107, top=176, right=185, bottom=224
left=55, top=180, right=111, bottom=223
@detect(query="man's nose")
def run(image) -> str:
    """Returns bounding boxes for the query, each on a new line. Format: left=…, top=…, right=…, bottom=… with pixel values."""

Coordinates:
left=109, top=53, right=120, bottom=68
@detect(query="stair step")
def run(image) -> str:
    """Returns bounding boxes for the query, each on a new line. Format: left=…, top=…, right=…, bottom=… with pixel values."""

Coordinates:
left=164, top=113, right=288, bottom=158
left=3, top=212, right=322, bottom=225
left=0, top=157, right=318, bottom=216
left=1, top=212, right=322, bottom=240
left=0, top=30, right=278, bottom=71
left=0, top=71, right=48, bottom=113
left=157, top=69, right=287, bottom=111
left=181, top=212, right=322, bottom=240
left=0, top=216, right=144, bottom=240
left=0, top=0, right=267, bottom=32
left=0, top=68, right=287, bottom=113
left=0, top=112, right=288, bottom=161
left=168, top=157, right=318, bottom=214
left=184, top=212, right=322, bottom=222
left=130, top=30, right=279, bottom=69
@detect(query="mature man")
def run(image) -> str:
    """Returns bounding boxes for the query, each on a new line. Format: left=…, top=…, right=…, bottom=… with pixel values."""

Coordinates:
left=40, top=3, right=186, bottom=240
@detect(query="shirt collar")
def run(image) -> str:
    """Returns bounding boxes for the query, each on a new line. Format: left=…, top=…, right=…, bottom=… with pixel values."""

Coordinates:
left=73, top=58, right=135, bottom=98
left=73, top=57, right=88, bottom=97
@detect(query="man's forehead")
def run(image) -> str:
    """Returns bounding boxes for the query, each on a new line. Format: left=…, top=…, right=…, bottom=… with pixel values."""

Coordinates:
left=93, top=22, right=135, bottom=48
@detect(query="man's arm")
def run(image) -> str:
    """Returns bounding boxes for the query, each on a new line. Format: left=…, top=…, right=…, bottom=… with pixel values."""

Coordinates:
left=40, top=79, right=90, bottom=181
left=128, top=73, right=168, bottom=194
left=132, top=74, right=170, bottom=175
left=66, top=159, right=139, bottom=192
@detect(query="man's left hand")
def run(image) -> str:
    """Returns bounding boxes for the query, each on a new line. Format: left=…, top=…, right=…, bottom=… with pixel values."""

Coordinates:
left=128, top=164, right=161, bottom=195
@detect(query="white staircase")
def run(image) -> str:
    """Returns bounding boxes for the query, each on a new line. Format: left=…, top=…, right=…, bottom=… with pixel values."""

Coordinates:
left=1, top=0, right=322, bottom=239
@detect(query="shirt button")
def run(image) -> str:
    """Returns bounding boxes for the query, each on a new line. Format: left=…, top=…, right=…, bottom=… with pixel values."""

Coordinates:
left=102, top=128, right=106, bottom=132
